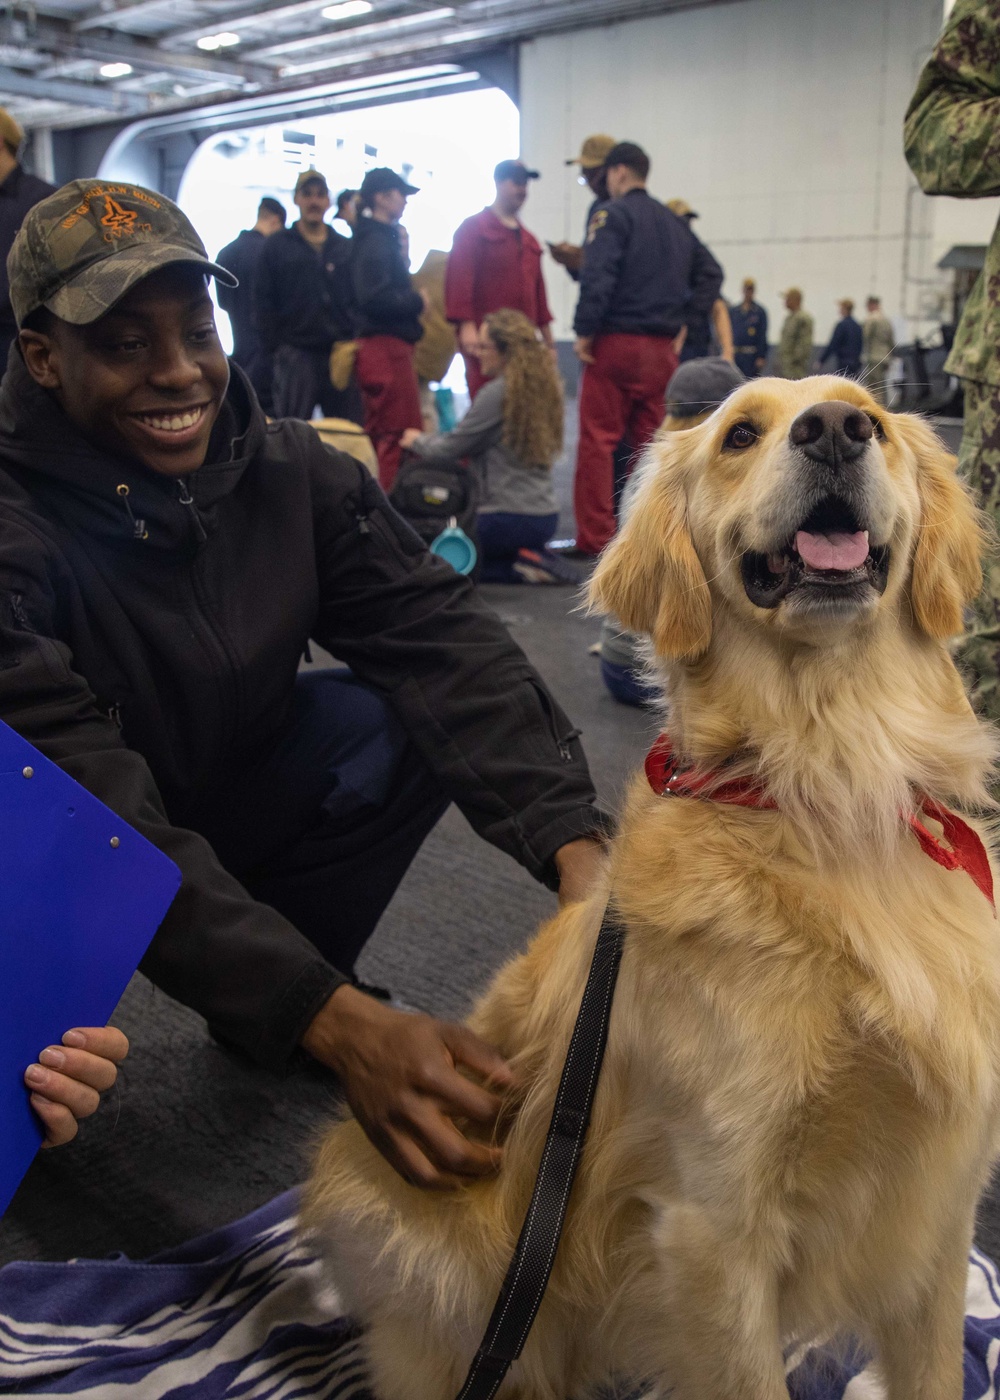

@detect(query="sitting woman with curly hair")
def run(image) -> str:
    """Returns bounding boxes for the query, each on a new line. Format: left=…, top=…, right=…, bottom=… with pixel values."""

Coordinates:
left=401, top=308, right=572, bottom=583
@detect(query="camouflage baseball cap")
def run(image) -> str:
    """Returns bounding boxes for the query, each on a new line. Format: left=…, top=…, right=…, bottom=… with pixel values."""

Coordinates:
left=8, top=178, right=238, bottom=329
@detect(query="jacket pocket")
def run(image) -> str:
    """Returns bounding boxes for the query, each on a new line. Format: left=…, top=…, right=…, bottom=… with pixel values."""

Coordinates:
left=5, top=591, right=73, bottom=685
left=527, top=675, right=581, bottom=763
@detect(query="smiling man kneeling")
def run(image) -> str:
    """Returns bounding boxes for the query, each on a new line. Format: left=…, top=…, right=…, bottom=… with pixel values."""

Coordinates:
left=0, top=179, right=606, bottom=1188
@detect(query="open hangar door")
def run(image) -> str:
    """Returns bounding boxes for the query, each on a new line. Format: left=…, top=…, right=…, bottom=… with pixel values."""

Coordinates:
left=172, top=83, right=519, bottom=312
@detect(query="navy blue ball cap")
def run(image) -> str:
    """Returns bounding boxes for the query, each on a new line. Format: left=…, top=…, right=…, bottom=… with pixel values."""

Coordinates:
left=494, top=159, right=540, bottom=185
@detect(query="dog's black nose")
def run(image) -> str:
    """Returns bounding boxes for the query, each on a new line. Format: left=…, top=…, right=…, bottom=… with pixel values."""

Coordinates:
left=789, top=400, right=873, bottom=468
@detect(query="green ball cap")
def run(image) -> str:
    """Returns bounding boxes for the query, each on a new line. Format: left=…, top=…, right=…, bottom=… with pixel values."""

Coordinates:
left=8, top=178, right=238, bottom=330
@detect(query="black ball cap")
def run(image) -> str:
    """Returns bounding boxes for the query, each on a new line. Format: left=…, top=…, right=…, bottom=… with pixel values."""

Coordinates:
left=494, top=159, right=540, bottom=185
left=359, top=167, right=419, bottom=205
left=604, top=141, right=648, bottom=169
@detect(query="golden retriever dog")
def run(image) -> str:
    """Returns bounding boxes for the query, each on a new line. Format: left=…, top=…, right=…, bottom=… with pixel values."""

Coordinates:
left=304, top=376, right=1000, bottom=1400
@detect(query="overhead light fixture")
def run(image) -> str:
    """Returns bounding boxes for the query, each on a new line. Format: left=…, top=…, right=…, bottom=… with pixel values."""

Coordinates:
left=99, top=61, right=133, bottom=78
left=321, top=0, right=373, bottom=20
left=196, top=31, right=241, bottom=50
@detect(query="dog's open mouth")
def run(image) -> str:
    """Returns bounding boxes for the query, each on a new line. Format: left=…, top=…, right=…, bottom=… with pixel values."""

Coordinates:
left=740, top=495, right=890, bottom=610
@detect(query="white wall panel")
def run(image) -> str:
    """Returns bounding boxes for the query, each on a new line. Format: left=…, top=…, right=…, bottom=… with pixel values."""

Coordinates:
left=518, top=0, right=995, bottom=348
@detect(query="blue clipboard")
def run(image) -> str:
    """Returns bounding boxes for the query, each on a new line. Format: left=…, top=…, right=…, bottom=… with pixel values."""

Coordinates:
left=0, top=719, right=181, bottom=1216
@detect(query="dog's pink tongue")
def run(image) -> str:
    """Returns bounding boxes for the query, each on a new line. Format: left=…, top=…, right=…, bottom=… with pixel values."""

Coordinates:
left=795, top=529, right=869, bottom=571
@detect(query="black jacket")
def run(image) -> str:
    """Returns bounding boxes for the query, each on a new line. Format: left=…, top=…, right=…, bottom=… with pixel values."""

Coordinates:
left=216, top=228, right=267, bottom=362
left=255, top=224, right=352, bottom=353
left=0, top=165, right=56, bottom=356
left=574, top=189, right=723, bottom=339
left=820, top=315, right=863, bottom=372
left=0, top=353, right=604, bottom=1067
left=351, top=216, right=424, bottom=343
left=565, top=196, right=602, bottom=284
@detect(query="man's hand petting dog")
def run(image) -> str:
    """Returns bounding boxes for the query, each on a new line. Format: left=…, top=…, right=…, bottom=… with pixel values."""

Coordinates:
left=554, top=835, right=605, bottom=907
left=301, top=984, right=514, bottom=1189
left=302, top=839, right=602, bottom=1185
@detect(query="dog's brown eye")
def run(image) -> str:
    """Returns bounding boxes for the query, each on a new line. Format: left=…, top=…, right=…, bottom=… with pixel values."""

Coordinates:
left=725, top=422, right=758, bottom=450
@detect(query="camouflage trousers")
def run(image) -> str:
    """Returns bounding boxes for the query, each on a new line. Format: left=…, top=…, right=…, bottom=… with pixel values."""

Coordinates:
left=863, top=368, right=888, bottom=405
left=955, top=378, right=1000, bottom=726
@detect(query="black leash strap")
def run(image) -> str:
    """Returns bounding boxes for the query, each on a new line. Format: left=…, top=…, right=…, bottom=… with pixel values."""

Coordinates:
left=454, top=905, right=626, bottom=1400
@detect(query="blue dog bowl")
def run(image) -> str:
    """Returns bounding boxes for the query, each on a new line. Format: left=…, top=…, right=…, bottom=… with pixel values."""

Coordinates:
left=430, top=522, right=477, bottom=575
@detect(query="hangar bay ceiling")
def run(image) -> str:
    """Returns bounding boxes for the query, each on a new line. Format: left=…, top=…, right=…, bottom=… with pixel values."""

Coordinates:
left=0, top=0, right=741, bottom=131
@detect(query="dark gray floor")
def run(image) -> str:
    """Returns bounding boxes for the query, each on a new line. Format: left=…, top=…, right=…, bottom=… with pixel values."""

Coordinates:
left=2, top=401, right=995, bottom=1268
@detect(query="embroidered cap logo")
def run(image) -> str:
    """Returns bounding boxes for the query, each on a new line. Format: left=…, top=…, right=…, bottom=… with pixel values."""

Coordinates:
left=100, top=197, right=139, bottom=241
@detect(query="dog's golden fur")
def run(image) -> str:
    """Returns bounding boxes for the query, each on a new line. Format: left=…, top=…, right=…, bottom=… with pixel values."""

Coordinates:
left=304, top=377, right=1000, bottom=1399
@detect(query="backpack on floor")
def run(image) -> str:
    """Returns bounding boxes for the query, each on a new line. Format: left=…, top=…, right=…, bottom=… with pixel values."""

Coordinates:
left=389, top=455, right=480, bottom=563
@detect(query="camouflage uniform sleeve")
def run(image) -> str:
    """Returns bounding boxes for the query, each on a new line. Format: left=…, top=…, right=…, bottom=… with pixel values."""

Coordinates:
left=792, top=313, right=814, bottom=374
left=904, top=0, right=1000, bottom=197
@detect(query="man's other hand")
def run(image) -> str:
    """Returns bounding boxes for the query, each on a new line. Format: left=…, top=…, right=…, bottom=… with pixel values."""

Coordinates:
left=301, top=985, right=513, bottom=1188
left=574, top=336, right=595, bottom=365
left=554, top=836, right=605, bottom=907
left=25, top=1026, right=129, bottom=1147
left=548, top=242, right=583, bottom=273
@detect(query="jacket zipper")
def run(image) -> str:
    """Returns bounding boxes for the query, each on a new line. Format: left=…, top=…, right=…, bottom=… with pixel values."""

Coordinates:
left=176, top=480, right=239, bottom=743
left=177, top=481, right=243, bottom=757
left=355, top=465, right=372, bottom=536
left=9, top=593, right=30, bottom=631
left=529, top=677, right=579, bottom=763
left=177, top=479, right=208, bottom=544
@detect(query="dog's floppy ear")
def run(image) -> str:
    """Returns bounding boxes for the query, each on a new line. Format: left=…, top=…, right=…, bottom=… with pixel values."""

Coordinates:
left=588, top=441, right=711, bottom=659
left=898, top=413, right=985, bottom=640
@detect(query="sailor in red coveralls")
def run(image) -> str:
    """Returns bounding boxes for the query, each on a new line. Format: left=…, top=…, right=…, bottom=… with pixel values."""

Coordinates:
left=445, top=160, right=555, bottom=399
left=351, top=167, right=427, bottom=489
left=571, top=142, right=723, bottom=557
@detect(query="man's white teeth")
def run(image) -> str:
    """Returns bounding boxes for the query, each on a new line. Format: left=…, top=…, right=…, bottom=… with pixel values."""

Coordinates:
left=139, top=407, right=203, bottom=432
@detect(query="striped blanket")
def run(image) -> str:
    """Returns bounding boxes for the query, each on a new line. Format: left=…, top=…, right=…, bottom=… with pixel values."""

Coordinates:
left=1, top=1190, right=998, bottom=1398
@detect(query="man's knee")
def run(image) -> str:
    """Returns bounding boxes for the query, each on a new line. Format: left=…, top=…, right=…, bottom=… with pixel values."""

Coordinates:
left=292, top=669, right=418, bottom=820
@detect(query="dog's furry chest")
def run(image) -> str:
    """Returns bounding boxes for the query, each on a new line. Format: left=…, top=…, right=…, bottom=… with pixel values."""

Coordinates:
left=602, top=786, right=1000, bottom=1255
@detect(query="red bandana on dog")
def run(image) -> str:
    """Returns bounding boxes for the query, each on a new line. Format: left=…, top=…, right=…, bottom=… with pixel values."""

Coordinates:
left=645, top=733, right=995, bottom=910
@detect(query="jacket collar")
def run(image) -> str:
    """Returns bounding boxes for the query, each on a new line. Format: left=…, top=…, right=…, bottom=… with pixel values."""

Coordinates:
left=290, top=222, right=341, bottom=253
left=0, top=346, right=265, bottom=552
left=355, top=215, right=399, bottom=242
left=476, top=206, right=541, bottom=250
